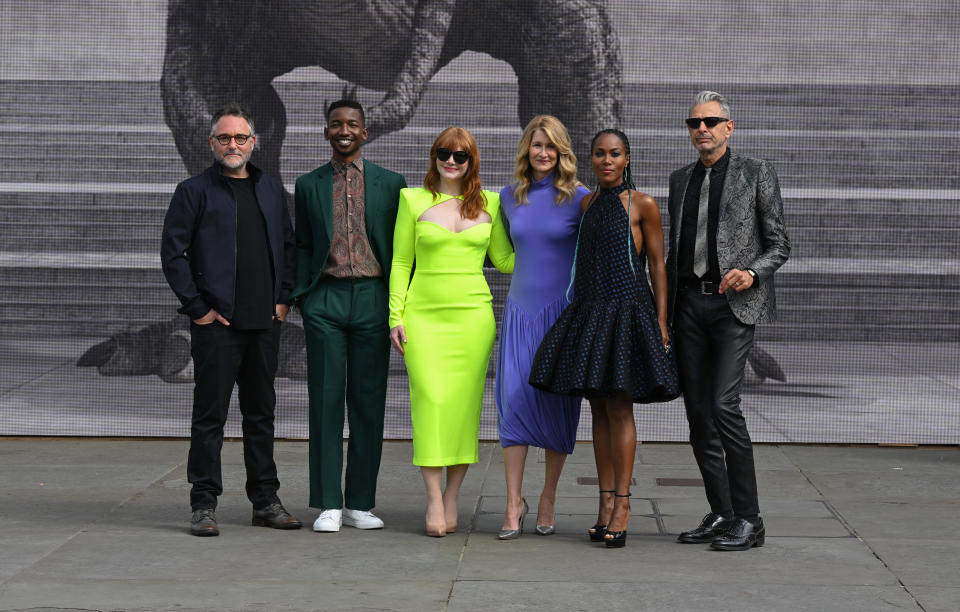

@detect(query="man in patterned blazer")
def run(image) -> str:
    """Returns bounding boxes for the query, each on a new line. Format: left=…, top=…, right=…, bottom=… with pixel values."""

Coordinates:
left=666, top=91, right=790, bottom=551
left=293, top=100, right=407, bottom=533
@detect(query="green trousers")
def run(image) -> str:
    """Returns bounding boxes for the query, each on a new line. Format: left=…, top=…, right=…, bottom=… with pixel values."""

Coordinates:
left=302, top=277, right=389, bottom=510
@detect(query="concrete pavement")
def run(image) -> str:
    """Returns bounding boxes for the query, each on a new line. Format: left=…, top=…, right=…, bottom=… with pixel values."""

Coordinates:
left=1, top=439, right=957, bottom=611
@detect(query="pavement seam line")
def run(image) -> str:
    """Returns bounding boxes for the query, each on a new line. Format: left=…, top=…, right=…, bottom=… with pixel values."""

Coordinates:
left=443, top=442, right=496, bottom=611
left=0, top=450, right=182, bottom=595
left=0, top=527, right=88, bottom=593
left=649, top=498, right=667, bottom=536
left=787, top=450, right=928, bottom=612
left=105, top=459, right=185, bottom=519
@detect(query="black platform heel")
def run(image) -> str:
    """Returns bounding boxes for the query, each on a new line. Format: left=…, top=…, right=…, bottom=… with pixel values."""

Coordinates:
left=588, top=489, right=615, bottom=542
left=604, top=492, right=631, bottom=548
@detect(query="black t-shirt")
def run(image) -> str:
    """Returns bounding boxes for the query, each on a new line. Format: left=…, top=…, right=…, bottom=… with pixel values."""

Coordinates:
left=225, top=176, right=274, bottom=329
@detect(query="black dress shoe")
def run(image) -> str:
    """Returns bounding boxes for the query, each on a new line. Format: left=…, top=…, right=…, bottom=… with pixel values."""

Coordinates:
left=710, top=517, right=765, bottom=551
left=252, top=501, right=303, bottom=530
left=676, top=512, right=731, bottom=543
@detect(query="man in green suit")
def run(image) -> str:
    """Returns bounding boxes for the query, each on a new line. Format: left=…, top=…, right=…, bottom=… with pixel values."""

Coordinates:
left=293, top=100, right=407, bottom=532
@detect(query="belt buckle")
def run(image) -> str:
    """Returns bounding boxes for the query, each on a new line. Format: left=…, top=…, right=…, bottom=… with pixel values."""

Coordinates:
left=699, top=281, right=714, bottom=295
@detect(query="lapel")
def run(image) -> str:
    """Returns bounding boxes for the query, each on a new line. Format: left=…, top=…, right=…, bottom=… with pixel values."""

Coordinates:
left=363, top=160, right=382, bottom=235
left=718, top=153, right=745, bottom=231
left=672, top=163, right=695, bottom=246
left=315, top=163, right=334, bottom=243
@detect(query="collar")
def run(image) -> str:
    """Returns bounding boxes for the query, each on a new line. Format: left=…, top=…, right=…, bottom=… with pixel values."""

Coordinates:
left=331, top=157, right=364, bottom=174
left=207, top=160, right=263, bottom=183
left=698, top=148, right=731, bottom=174
left=599, top=181, right=628, bottom=196
left=531, top=171, right=555, bottom=188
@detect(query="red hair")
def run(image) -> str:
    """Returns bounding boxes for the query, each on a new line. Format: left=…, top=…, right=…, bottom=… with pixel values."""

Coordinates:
left=424, top=126, right=486, bottom=220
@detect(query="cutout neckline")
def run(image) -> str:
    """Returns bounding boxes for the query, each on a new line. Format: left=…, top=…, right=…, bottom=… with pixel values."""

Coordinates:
left=417, top=195, right=491, bottom=234
left=417, top=220, right=491, bottom=235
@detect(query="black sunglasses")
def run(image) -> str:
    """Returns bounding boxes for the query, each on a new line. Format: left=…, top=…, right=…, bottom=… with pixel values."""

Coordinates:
left=437, top=148, right=470, bottom=164
left=685, top=117, right=728, bottom=129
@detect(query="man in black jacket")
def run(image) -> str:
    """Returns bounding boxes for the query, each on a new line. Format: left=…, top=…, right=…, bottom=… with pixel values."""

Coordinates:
left=161, top=103, right=299, bottom=536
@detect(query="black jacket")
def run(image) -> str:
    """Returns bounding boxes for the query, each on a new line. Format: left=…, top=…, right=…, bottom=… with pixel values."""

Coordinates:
left=161, top=162, right=296, bottom=320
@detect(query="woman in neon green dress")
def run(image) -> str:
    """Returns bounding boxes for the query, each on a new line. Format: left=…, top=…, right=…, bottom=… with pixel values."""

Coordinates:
left=388, top=127, right=514, bottom=536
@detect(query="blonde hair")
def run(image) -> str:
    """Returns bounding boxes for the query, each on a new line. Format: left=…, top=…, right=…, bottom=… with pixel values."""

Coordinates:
left=511, top=115, right=579, bottom=205
left=424, top=126, right=487, bottom=220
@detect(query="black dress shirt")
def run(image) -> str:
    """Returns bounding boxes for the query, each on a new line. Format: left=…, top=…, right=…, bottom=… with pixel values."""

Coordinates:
left=678, top=149, right=731, bottom=284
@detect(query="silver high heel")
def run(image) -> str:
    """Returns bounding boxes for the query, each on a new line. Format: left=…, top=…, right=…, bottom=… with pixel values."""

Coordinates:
left=535, top=496, right=557, bottom=535
left=535, top=524, right=556, bottom=536
left=498, top=499, right=529, bottom=540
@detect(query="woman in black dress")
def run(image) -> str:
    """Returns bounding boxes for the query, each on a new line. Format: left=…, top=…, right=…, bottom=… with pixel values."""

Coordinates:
left=530, top=129, right=679, bottom=547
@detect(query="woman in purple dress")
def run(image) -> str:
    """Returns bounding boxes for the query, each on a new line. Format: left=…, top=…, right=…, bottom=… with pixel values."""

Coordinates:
left=496, top=116, right=590, bottom=539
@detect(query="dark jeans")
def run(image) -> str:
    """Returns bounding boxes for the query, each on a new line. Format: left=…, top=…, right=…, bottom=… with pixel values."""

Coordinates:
left=675, top=290, right=759, bottom=519
left=188, top=320, right=282, bottom=511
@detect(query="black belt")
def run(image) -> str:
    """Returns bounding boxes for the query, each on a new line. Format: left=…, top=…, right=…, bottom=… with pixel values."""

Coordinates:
left=679, top=280, right=720, bottom=295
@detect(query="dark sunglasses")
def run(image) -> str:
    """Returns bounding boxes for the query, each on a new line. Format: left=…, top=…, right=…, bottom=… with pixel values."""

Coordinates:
left=685, top=117, right=728, bottom=129
left=436, top=147, right=470, bottom=164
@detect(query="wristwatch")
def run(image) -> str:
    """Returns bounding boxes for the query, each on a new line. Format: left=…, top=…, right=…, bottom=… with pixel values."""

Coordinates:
left=746, top=268, right=758, bottom=287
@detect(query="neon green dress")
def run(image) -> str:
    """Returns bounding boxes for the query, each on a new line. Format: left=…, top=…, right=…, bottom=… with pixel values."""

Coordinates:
left=389, top=187, right=514, bottom=466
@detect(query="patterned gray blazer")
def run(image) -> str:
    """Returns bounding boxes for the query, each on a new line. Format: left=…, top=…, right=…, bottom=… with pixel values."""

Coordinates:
left=666, top=152, right=791, bottom=325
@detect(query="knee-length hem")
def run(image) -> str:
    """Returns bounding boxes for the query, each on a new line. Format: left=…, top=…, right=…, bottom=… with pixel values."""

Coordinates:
left=389, top=187, right=515, bottom=467
left=529, top=182, right=680, bottom=405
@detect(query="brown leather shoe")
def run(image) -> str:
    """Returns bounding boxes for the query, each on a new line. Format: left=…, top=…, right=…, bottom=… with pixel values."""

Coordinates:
left=252, top=501, right=302, bottom=530
left=190, top=508, right=219, bottom=537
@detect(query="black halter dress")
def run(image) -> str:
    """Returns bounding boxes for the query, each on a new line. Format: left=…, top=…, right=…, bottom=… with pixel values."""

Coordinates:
left=529, top=183, right=680, bottom=403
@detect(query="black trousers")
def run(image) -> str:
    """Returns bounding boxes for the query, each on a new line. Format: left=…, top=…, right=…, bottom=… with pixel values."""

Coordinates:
left=188, top=321, right=282, bottom=511
left=675, top=290, right=759, bottom=519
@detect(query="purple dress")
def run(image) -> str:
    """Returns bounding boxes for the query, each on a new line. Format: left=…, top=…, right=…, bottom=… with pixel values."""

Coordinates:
left=496, top=174, right=590, bottom=453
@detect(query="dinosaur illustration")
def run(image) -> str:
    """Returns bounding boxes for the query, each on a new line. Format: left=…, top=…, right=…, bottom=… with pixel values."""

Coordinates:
left=149, top=1, right=788, bottom=389
left=77, top=317, right=307, bottom=383
left=77, top=316, right=783, bottom=386
left=161, top=0, right=622, bottom=184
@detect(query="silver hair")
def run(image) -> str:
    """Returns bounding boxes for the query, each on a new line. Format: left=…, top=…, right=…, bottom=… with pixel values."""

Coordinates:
left=209, top=103, right=256, bottom=137
left=691, top=91, right=730, bottom=118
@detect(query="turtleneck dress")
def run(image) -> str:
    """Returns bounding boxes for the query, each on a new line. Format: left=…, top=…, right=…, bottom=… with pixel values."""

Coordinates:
left=496, top=174, right=590, bottom=453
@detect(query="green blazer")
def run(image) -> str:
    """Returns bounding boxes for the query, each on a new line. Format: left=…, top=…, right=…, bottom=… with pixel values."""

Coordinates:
left=292, top=159, right=407, bottom=300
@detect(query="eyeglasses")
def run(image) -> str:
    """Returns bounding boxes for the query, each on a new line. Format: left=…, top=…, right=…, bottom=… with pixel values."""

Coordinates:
left=685, top=117, right=728, bottom=129
left=436, top=148, right=470, bottom=164
left=213, top=133, right=252, bottom=145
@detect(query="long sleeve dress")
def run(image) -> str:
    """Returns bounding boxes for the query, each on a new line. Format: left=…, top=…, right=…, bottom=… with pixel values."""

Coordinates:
left=389, top=187, right=514, bottom=466
left=496, top=175, right=589, bottom=453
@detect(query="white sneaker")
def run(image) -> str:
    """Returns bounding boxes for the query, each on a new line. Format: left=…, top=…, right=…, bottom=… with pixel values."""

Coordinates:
left=312, top=508, right=342, bottom=532
left=342, top=508, right=384, bottom=529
